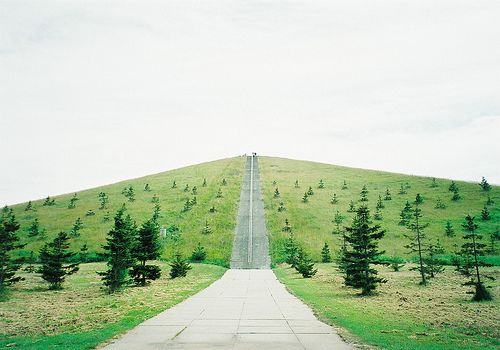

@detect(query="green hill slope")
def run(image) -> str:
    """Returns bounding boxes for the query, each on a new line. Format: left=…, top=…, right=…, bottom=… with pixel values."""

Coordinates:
left=7, top=157, right=245, bottom=266
left=260, top=157, right=499, bottom=264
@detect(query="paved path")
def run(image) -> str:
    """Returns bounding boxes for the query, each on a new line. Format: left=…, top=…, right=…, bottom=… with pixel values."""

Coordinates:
left=231, top=156, right=270, bottom=269
left=102, top=270, right=351, bottom=349
left=101, top=155, right=351, bottom=349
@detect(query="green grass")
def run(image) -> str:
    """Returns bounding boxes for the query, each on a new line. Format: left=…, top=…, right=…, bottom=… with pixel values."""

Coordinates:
left=275, top=264, right=499, bottom=350
left=259, top=156, right=500, bottom=264
left=0, top=262, right=226, bottom=349
left=8, top=156, right=245, bottom=265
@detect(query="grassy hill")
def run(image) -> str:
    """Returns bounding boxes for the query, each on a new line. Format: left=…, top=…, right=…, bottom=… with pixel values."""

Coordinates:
left=7, top=156, right=245, bottom=266
left=259, top=157, right=499, bottom=264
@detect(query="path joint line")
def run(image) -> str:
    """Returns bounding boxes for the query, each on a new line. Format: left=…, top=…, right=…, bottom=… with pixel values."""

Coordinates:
left=248, top=156, right=254, bottom=264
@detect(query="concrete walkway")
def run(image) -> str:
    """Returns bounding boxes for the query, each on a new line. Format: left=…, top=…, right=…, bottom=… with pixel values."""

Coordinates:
left=102, top=269, right=351, bottom=349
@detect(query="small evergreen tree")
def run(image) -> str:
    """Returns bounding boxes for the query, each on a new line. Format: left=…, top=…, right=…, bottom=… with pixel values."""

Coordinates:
left=333, top=211, right=345, bottom=234
left=209, top=205, right=217, bottom=213
left=424, top=240, right=445, bottom=278
left=282, top=218, right=292, bottom=232
left=130, top=209, right=162, bottom=286
left=102, top=211, right=111, bottom=222
left=169, top=253, right=191, bottom=278
left=405, top=199, right=429, bottom=285
left=98, top=192, right=109, bottom=210
left=25, top=201, right=34, bottom=211
left=449, top=181, right=458, bottom=192
left=360, top=185, right=369, bottom=202
left=376, top=195, right=384, bottom=209
left=347, top=200, right=356, bottom=212
left=98, top=206, right=137, bottom=293
left=321, top=242, right=332, bottom=263
left=201, top=220, right=212, bottom=234
left=221, top=178, right=227, bottom=186
left=294, top=180, right=299, bottom=188
left=488, top=229, right=500, bottom=254
left=330, top=193, right=338, bottom=204
left=216, top=188, right=223, bottom=198
left=431, top=177, right=438, bottom=188
left=79, top=244, right=89, bottom=263
left=122, top=186, right=135, bottom=202
left=192, top=186, right=198, bottom=195
left=318, top=179, right=325, bottom=189
left=284, top=233, right=299, bottom=268
left=151, top=194, right=160, bottom=204
left=272, top=180, right=277, bottom=186
left=274, top=188, right=280, bottom=198
left=307, top=187, right=314, bottom=196
left=43, top=196, right=55, bottom=206
left=38, top=231, right=79, bottom=290
left=389, top=257, right=405, bottom=272
left=445, top=221, right=455, bottom=237
left=481, top=206, right=491, bottom=220
left=342, top=206, right=386, bottom=295
left=486, top=194, right=494, bottom=206
left=398, top=184, right=407, bottom=195
left=0, top=211, right=25, bottom=296
left=435, top=198, right=447, bottom=209
left=458, top=215, right=492, bottom=301
left=302, top=192, right=309, bottom=203
left=479, top=177, right=491, bottom=192
left=190, top=196, right=197, bottom=206
left=171, top=180, right=177, bottom=189
left=295, top=248, right=317, bottom=278
left=374, top=207, right=383, bottom=221
left=341, top=180, right=348, bottom=190
left=451, top=187, right=461, bottom=201
left=415, top=193, right=424, bottom=205
left=191, top=243, right=207, bottom=261
left=384, top=188, right=392, bottom=200
left=144, top=183, right=151, bottom=192
left=27, top=218, right=41, bottom=237
left=277, top=202, right=286, bottom=212
left=68, top=193, right=79, bottom=209
left=182, top=199, right=192, bottom=212
left=85, top=210, right=95, bottom=217
left=183, top=184, right=190, bottom=192
left=399, top=201, right=413, bottom=226
left=70, top=218, right=83, bottom=237
left=202, top=178, right=207, bottom=187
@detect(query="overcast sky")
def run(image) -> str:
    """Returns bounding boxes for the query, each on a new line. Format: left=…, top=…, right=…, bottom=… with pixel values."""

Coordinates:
left=1, top=0, right=499, bottom=206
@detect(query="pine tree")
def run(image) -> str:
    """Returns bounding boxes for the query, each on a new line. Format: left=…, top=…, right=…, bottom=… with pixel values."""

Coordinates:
left=221, top=178, right=227, bottom=186
left=25, top=201, right=34, bottom=211
left=144, top=183, right=151, bottom=192
left=202, top=178, right=207, bottom=187
left=274, top=188, right=280, bottom=198
left=341, top=180, right=348, bottom=190
left=405, top=199, right=430, bottom=285
left=171, top=180, right=177, bottom=189
left=481, top=206, right=491, bottom=220
left=98, top=192, right=109, bottom=210
left=182, top=199, right=192, bottom=213
left=384, top=188, right=392, bottom=200
left=282, top=218, right=292, bottom=232
left=415, top=193, right=424, bottom=205
left=330, top=193, right=338, bottom=204
left=405, top=182, right=411, bottom=189
left=277, top=202, right=286, bottom=212
left=169, top=253, right=191, bottom=278
left=398, top=184, right=407, bottom=195
left=190, top=196, right=197, bottom=206
left=374, top=207, right=383, bottom=221
left=24, top=251, right=37, bottom=273
left=449, top=181, right=458, bottom=192
left=399, top=201, right=413, bottom=226
left=98, top=206, right=137, bottom=293
left=151, top=194, right=160, bottom=204
left=209, top=205, right=217, bottom=213
left=318, top=179, right=325, bottom=189
left=435, top=198, right=447, bottom=209
left=486, top=194, right=494, bottom=206
left=201, top=220, right=212, bottom=234
left=333, top=211, right=345, bottom=234
left=342, top=206, right=386, bottom=295
left=307, top=187, right=314, bottom=196
left=183, top=184, right=190, bottom=192
left=130, top=209, right=162, bottom=286
left=445, top=221, right=455, bottom=237
left=70, top=218, right=83, bottom=237
left=389, top=257, right=405, bottom=272
left=295, top=248, right=317, bottom=278
left=424, top=240, right=445, bottom=278
left=431, top=177, right=438, bottom=188
left=122, top=186, right=135, bottom=202
left=0, top=210, right=25, bottom=296
left=451, top=187, right=461, bottom=201
left=27, top=218, right=44, bottom=237
left=102, top=211, right=111, bottom=223
left=191, top=243, right=207, bottom=261
left=43, top=196, right=55, bottom=206
left=68, top=193, right=79, bottom=209
left=294, top=180, right=300, bottom=188
left=79, top=244, right=89, bottom=263
left=85, top=209, right=96, bottom=217
left=488, top=229, right=500, bottom=254
left=38, top=231, right=79, bottom=290
left=284, top=233, right=300, bottom=268
left=302, top=192, right=309, bottom=203
left=458, top=215, right=492, bottom=301
left=272, top=180, right=277, bottom=186
left=376, top=195, right=384, bottom=209
left=216, top=188, right=223, bottom=198
left=360, top=185, right=369, bottom=202
left=321, top=242, right=332, bottom=263
left=347, top=200, right=356, bottom=212
left=479, top=177, right=491, bottom=192
left=192, top=186, right=197, bottom=195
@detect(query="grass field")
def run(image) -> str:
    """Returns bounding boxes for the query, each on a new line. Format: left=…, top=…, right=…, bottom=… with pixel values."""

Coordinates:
left=0, top=262, right=226, bottom=349
left=7, top=156, right=245, bottom=265
left=275, top=264, right=499, bottom=350
left=259, top=157, right=500, bottom=264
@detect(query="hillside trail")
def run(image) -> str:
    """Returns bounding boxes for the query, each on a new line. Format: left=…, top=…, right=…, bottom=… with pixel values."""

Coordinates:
left=101, top=155, right=351, bottom=349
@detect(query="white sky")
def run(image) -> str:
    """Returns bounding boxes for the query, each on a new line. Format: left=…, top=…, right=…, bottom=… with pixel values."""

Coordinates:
left=1, top=0, right=499, bottom=206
